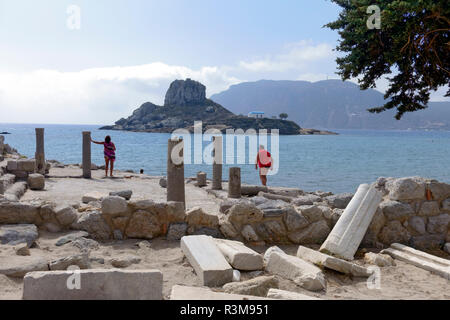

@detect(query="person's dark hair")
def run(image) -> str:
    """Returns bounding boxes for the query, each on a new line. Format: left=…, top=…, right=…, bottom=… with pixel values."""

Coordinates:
left=140, top=169, right=144, bottom=174
left=105, top=136, right=111, bottom=143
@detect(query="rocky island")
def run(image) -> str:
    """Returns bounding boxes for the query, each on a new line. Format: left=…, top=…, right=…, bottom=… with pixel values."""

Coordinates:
left=100, top=79, right=326, bottom=135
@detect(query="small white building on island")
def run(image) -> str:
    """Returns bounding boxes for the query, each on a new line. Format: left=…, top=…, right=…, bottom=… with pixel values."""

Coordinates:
left=247, top=111, right=265, bottom=118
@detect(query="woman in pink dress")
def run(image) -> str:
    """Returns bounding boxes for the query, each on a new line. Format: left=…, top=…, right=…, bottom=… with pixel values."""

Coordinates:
left=91, top=135, right=116, bottom=177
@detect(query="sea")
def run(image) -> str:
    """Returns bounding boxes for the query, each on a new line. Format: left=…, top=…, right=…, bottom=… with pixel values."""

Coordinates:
left=2, top=123, right=450, bottom=194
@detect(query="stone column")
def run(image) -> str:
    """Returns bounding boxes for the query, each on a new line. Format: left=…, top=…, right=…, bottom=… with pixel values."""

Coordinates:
left=228, top=167, right=241, bottom=199
left=320, top=184, right=382, bottom=260
left=196, top=171, right=207, bottom=187
left=82, top=131, right=91, bottom=179
left=167, top=138, right=185, bottom=207
left=212, top=136, right=223, bottom=190
left=35, top=128, right=45, bottom=174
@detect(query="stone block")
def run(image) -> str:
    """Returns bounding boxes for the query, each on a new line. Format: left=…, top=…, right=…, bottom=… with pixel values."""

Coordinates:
left=180, top=235, right=233, bottom=287
left=222, top=275, right=278, bottom=297
left=170, top=285, right=273, bottom=300
left=266, top=252, right=326, bottom=291
left=214, top=238, right=263, bottom=271
left=82, top=191, right=108, bottom=204
left=296, top=245, right=371, bottom=277
left=23, top=269, right=163, bottom=300
left=101, top=196, right=128, bottom=215
left=267, top=288, right=322, bottom=300
left=27, top=173, right=45, bottom=190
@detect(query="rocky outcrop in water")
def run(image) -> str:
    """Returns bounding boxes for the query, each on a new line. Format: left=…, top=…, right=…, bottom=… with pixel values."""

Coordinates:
left=100, top=79, right=304, bottom=135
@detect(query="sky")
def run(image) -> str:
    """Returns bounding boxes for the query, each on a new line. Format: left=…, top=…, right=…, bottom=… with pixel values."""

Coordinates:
left=0, top=0, right=448, bottom=124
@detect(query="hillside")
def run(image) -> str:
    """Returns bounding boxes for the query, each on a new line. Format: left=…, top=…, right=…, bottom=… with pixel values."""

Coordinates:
left=100, top=79, right=303, bottom=135
left=211, top=80, right=450, bottom=130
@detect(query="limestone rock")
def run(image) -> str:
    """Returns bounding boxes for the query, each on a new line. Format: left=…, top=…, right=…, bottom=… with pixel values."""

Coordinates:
left=292, top=194, right=322, bottom=206
left=214, top=239, right=263, bottom=271
left=380, top=200, right=414, bottom=221
left=427, top=214, right=450, bottom=234
left=101, top=196, right=128, bottom=215
left=27, top=174, right=45, bottom=190
left=407, top=216, right=426, bottom=235
left=55, top=231, right=89, bottom=246
left=363, top=252, right=396, bottom=267
left=109, top=190, right=132, bottom=200
left=263, top=246, right=285, bottom=265
left=441, top=198, right=450, bottom=212
left=23, top=269, right=163, bottom=300
left=378, top=221, right=411, bottom=245
left=186, top=206, right=219, bottom=228
left=266, top=252, right=326, bottom=291
left=0, top=202, right=39, bottom=224
left=324, top=193, right=353, bottom=209
left=282, top=207, right=310, bottom=231
left=167, top=223, right=188, bottom=240
left=164, top=78, right=206, bottom=106
left=0, top=256, right=49, bottom=278
left=180, top=235, right=233, bottom=287
left=14, top=243, right=30, bottom=256
left=386, top=177, right=426, bottom=201
left=0, top=224, right=38, bottom=247
left=427, top=181, right=450, bottom=201
left=49, top=253, right=90, bottom=270
left=409, top=234, right=446, bottom=250
left=267, top=288, right=321, bottom=300
left=241, top=224, right=259, bottom=242
left=125, top=210, right=161, bottom=239
left=223, top=276, right=278, bottom=297
left=55, top=205, right=78, bottom=226
left=418, top=201, right=440, bottom=217
left=110, top=256, right=141, bottom=268
left=255, top=220, right=286, bottom=242
left=71, top=210, right=112, bottom=240
left=444, top=243, right=450, bottom=254
left=298, top=205, right=323, bottom=222
left=287, top=220, right=330, bottom=244
left=82, top=191, right=108, bottom=204
left=228, top=201, right=264, bottom=226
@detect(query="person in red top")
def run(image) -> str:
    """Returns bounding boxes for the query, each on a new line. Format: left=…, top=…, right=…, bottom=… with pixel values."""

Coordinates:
left=255, top=145, right=273, bottom=186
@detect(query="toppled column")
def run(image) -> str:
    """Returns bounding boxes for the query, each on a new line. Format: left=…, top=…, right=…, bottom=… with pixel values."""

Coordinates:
left=196, top=171, right=207, bottom=187
left=167, top=138, right=185, bottom=207
left=82, top=131, right=91, bottom=179
left=228, top=167, right=241, bottom=198
left=212, top=136, right=223, bottom=190
left=320, top=184, right=382, bottom=260
left=382, top=243, right=450, bottom=280
left=35, top=128, right=45, bottom=174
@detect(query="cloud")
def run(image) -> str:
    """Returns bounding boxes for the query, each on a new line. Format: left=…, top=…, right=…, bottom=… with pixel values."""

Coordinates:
left=239, top=41, right=334, bottom=72
left=0, top=63, right=242, bottom=124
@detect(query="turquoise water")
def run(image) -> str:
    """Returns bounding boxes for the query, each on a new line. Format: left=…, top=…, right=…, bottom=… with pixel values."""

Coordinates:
left=2, top=123, right=450, bottom=194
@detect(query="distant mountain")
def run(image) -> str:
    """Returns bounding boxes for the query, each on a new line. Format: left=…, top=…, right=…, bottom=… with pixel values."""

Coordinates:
left=100, top=79, right=303, bottom=135
left=211, top=80, right=450, bottom=130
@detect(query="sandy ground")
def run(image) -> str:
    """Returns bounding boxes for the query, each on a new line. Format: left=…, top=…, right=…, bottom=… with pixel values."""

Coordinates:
left=0, top=231, right=449, bottom=300
left=21, top=166, right=220, bottom=214
left=2, top=165, right=449, bottom=300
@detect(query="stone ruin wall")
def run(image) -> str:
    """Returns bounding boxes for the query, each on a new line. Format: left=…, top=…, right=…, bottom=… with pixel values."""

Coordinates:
left=1, top=168, right=449, bottom=251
